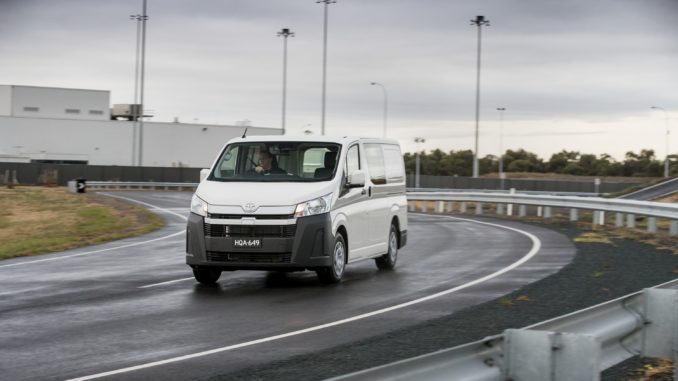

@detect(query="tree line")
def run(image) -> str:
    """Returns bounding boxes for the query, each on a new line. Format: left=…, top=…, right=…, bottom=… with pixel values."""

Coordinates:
left=403, top=149, right=678, bottom=177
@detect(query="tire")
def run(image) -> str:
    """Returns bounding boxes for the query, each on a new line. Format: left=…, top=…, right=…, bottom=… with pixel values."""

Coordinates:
left=317, top=234, right=347, bottom=284
left=375, top=224, right=398, bottom=270
left=193, top=267, right=221, bottom=285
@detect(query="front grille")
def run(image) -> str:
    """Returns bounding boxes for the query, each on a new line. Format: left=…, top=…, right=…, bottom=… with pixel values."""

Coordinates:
left=206, top=251, right=292, bottom=264
left=204, top=223, right=297, bottom=238
left=207, top=213, right=294, bottom=220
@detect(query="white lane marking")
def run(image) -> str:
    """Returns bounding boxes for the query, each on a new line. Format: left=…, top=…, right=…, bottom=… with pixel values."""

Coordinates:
left=139, top=277, right=194, bottom=289
left=0, top=230, right=185, bottom=269
left=66, top=214, right=542, bottom=381
left=98, top=193, right=189, bottom=221
left=0, top=193, right=186, bottom=269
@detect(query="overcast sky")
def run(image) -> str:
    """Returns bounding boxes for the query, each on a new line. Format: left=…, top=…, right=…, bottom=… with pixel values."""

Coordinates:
left=1, top=0, right=677, bottom=159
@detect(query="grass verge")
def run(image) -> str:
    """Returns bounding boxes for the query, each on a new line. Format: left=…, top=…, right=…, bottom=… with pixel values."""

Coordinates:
left=0, top=186, right=164, bottom=260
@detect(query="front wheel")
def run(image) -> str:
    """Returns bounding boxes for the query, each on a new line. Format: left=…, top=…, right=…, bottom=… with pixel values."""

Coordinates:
left=375, top=224, right=398, bottom=270
left=317, top=234, right=346, bottom=284
left=193, top=267, right=221, bottom=285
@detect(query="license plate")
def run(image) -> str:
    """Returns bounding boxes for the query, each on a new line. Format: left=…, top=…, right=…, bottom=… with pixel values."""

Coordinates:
left=233, top=238, right=262, bottom=248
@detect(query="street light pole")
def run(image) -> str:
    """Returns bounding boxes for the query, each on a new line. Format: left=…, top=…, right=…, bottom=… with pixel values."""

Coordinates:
left=277, top=28, right=295, bottom=135
left=317, top=0, right=336, bottom=136
left=414, top=137, right=425, bottom=188
left=651, top=106, right=671, bottom=177
left=129, top=14, right=142, bottom=166
left=370, top=82, right=388, bottom=138
left=470, top=15, right=490, bottom=178
left=496, top=107, right=506, bottom=189
left=138, top=0, right=148, bottom=166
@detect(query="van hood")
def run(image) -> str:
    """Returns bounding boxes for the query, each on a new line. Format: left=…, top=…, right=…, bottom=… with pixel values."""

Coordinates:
left=196, top=180, right=335, bottom=207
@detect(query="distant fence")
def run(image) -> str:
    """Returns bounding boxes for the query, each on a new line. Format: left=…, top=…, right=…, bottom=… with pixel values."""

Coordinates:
left=406, top=174, right=646, bottom=194
left=0, top=162, right=648, bottom=193
left=0, top=162, right=200, bottom=186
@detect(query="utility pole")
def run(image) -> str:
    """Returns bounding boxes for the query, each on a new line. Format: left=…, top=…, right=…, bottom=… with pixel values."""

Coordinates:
left=370, top=82, right=388, bottom=138
left=651, top=106, right=671, bottom=177
left=138, top=0, right=148, bottom=166
left=470, top=15, right=490, bottom=178
left=497, top=107, right=506, bottom=189
left=277, top=28, right=295, bottom=135
left=317, top=0, right=336, bottom=136
left=414, top=137, right=425, bottom=188
left=129, top=13, right=142, bottom=166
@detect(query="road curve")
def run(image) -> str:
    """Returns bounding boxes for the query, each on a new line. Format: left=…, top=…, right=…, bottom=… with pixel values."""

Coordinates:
left=0, top=192, right=575, bottom=381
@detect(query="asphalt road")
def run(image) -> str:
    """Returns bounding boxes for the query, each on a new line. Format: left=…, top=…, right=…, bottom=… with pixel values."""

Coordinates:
left=619, top=176, right=678, bottom=200
left=0, top=191, right=575, bottom=381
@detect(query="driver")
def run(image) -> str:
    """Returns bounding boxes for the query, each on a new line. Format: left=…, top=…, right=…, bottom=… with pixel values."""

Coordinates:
left=255, top=150, right=286, bottom=175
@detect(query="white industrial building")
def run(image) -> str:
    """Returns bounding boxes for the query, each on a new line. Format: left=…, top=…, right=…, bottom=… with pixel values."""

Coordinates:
left=0, top=85, right=281, bottom=167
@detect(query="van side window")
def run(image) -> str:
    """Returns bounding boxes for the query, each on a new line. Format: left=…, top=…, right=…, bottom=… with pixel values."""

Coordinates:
left=364, top=143, right=386, bottom=185
left=383, top=145, right=405, bottom=183
left=345, top=144, right=360, bottom=182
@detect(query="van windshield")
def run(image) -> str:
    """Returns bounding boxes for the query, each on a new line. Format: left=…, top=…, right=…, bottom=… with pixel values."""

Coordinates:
left=208, top=142, right=342, bottom=182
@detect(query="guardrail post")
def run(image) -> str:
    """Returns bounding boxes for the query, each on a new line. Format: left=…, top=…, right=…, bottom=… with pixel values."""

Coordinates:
left=503, top=329, right=600, bottom=381
left=537, top=206, right=542, bottom=217
left=593, top=211, right=605, bottom=226
left=626, top=214, right=636, bottom=229
left=641, top=288, right=678, bottom=371
left=647, top=217, right=657, bottom=234
left=436, top=201, right=444, bottom=213
left=615, top=213, right=624, bottom=227
left=670, top=221, right=678, bottom=237
left=475, top=203, right=483, bottom=215
left=543, top=206, right=552, bottom=219
left=446, top=201, right=453, bottom=213
left=569, top=208, right=578, bottom=221
left=460, top=202, right=467, bottom=214
left=496, top=204, right=504, bottom=215
left=422, top=201, right=428, bottom=213
left=519, top=205, right=526, bottom=217
left=408, top=201, right=415, bottom=212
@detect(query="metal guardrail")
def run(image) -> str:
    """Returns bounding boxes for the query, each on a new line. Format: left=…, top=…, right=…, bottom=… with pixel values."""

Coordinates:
left=78, top=181, right=678, bottom=235
left=328, top=279, right=678, bottom=381
left=407, top=191, right=678, bottom=235
left=84, top=181, right=198, bottom=190
left=407, top=187, right=601, bottom=197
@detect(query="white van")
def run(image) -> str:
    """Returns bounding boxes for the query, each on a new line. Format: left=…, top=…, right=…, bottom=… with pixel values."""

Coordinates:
left=186, top=135, right=408, bottom=284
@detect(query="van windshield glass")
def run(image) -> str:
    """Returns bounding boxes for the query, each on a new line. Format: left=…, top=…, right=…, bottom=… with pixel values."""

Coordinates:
left=208, top=142, right=342, bottom=182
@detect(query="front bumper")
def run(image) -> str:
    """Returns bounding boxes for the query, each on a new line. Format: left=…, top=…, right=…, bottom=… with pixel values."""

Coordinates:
left=186, top=212, right=334, bottom=271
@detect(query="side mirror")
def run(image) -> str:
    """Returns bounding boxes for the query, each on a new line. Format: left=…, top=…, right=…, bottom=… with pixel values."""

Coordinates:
left=199, top=168, right=210, bottom=182
left=348, top=170, right=365, bottom=188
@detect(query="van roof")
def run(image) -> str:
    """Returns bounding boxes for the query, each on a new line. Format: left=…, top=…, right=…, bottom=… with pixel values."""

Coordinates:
left=227, top=135, right=400, bottom=146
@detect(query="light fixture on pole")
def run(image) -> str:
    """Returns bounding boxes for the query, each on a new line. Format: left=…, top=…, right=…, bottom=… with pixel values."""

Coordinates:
left=496, top=107, right=506, bottom=189
left=414, top=137, right=426, bottom=189
left=277, top=28, right=295, bottom=135
left=651, top=106, right=671, bottom=177
left=470, top=15, right=490, bottom=178
left=317, top=0, right=336, bottom=136
left=370, top=82, right=388, bottom=138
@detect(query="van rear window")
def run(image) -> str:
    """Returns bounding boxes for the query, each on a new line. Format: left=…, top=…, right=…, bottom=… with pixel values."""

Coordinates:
left=209, top=142, right=342, bottom=182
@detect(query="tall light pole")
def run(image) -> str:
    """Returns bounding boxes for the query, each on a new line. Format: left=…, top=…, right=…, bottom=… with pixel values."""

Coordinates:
left=277, top=28, right=295, bottom=135
left=651, top=106, right=671, bottom=177
left=496, top=107, right=506, bottom=189
left=414, top=137, right=425, bottom=188
left=317, top=0, right=336, bottom=136
left=129, top=13, right=142, bottom=166
left=138, top=0, right=148, bottom=166
left=470, top=15, right=490, bottom=178
left=370, top=82, right=388, bottom=138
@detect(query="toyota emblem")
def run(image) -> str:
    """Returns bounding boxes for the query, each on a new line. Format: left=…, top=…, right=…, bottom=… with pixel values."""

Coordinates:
left=242, top=202, right=258, bottom=213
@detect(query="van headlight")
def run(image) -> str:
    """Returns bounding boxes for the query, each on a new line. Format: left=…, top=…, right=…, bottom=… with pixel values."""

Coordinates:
left=190, top=194, right=208, bottom=217
left=294, top=194, right=332, bottom=217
